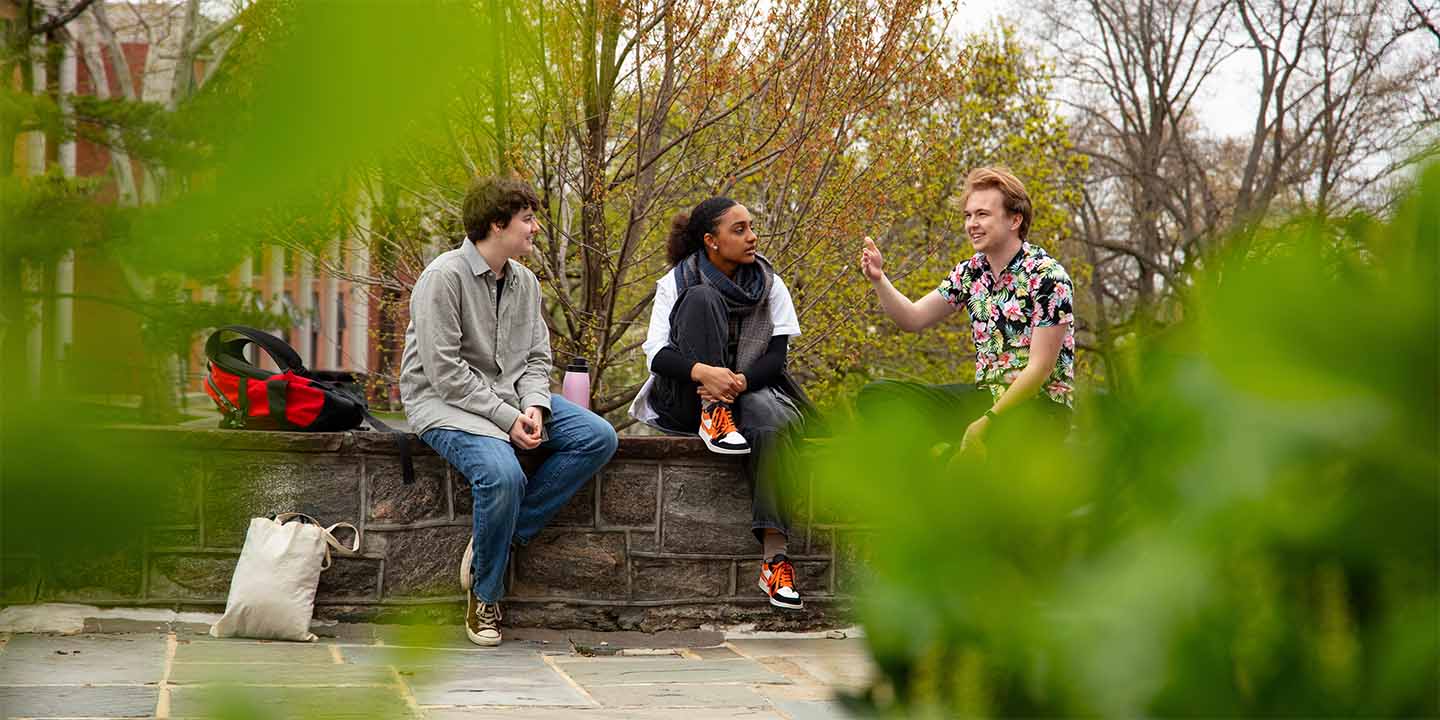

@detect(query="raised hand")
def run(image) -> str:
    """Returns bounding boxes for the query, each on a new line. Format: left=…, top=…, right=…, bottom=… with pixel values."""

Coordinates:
left=860, top=236, right=885, bottom=282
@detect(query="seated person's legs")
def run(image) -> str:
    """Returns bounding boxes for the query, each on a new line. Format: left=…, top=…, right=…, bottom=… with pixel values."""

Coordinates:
left=855, top=379, right=990, bottom=453
left=419, top=428, right=525, bottom=646
left=513, top=395, right=619, bottom=544
left=736, top=387, right=805, bottom=610
left=651, top=285, right=750, bottom=453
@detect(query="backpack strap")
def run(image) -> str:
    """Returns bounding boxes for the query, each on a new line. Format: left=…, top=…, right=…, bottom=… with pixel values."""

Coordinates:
left=266, top=377, right=290, bottom=427
left=363, top=411, right=415, bottom=485
left=206, top=326, right=306, bottom=377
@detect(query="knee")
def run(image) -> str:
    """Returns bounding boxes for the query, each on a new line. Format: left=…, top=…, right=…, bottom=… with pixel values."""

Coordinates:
left=591, top=420, right=619, bottom=460
left=855, top=379, right=908, bottom=417
left=857, top=379, right=902, bottom=402
left=679, top=284, right=724, bottom=305
left=470, top=460, right=526, bottom=503
left=674, top=285, right=726, bottom=317
left=573, top=409, right=619, bottom=460
left=738, top=392, right=796, bottom=435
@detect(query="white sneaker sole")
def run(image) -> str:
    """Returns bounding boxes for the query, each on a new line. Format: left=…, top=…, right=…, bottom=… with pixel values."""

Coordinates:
left=758, top=578, right=804, bottom=610
left=460, top=535, right=474, bottom=592
left=701, top=434, right=751, bottom=455
left=465, top=627, right=502, bottom=647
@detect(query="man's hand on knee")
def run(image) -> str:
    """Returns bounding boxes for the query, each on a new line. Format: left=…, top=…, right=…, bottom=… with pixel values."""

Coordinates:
left=509, top=413, right=542, bottom=449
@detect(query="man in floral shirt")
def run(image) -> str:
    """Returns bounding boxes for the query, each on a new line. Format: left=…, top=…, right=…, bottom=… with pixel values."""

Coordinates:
left=858, top=166, right=1074, bottom=454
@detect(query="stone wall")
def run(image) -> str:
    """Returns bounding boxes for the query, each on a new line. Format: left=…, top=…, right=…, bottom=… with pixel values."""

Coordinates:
left=2, top=428, right=869, bottom=631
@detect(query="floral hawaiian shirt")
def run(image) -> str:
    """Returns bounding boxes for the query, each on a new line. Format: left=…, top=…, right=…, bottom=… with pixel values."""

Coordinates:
left=937, top=242, right=1075, bottom=407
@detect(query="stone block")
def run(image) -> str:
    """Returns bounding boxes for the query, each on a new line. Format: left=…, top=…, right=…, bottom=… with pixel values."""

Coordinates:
left=367, top=454, right=450, bottom=524
left=402, top=664, right=590, bottom=707
left=175, top=640, right=334, bottom=664
left=447, top=451, right=570, bottom=522
left=0, top=686, right=157, bottom=718
left=512, top=530, right=627, bottom=600
left=552, top=477, right=596, bottom=526
left=585, top=683, right=773, bottom=708
left=169, top=662, right=391, bottom=686
left=793, top=559, right=831, bottom=597
left=661, top=463, right=754, bottom=555
left=109, top=425, right=348, bottom=452
left=632, top=559, right=730, bottom=600
left=1, top=555, right=40, bottom=604
left=316, top=555, right=382, bottom=601
left=0, top=634, right=167, bottom=684
left=169, top=686, right=415, bottom=719
left=552, top=656, right=791, bottom=685
left=205, top=455, right=362, bottom=547
left=154, top=453, right=204, bottom=527
left=612, top=435, right=720, bottom=461
left=369, top=525, right=471, bottom=598
left=43, top=544, right=143, bottom=601
left=834, top=530, right=878, bottom=594
left=598, top=463, right=659, bottom=527
left=806, top=527, right=834, bottom=556
left=148, top=553, right=238, bottom=601
left=629, top=529, right=660, bottom=554
left=149, top=526, right=201, bottom=548
left=351, top=430, right=432, bottom=457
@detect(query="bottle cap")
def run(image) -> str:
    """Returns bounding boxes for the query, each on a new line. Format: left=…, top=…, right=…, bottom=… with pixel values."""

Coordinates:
left=566, top=357, right=589, bottom=372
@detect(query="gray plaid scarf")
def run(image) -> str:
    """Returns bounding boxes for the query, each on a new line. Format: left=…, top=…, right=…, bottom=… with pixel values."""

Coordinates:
left=675, top=252, right=775, bottom=372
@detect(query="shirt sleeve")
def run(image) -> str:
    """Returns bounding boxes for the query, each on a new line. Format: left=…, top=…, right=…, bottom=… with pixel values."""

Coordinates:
left=643, top=274, right=677, bottom=370
left=410, top=267, right=522, bottom=433
left=515, top=274, right=553, bottom=416
left=936, top=260, right=973, bottom=308
left=650, top=346, right=693, bottom=380
left=769, top=276, right=801, bottom=336
left=740, top=335, right=788, bottom=390
left=1032, top=261, right=1075, bottom=327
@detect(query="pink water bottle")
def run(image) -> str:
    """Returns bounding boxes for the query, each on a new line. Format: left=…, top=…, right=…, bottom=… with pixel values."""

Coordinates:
left=562, top=357, right=591, bottom=409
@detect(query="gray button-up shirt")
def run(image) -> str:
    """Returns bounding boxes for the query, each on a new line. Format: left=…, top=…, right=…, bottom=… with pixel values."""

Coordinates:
left=400, top=240, right=552, bottom=440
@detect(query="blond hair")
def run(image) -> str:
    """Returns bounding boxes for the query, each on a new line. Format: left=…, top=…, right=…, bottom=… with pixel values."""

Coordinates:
left=960, top=166, right=1033, bottom=240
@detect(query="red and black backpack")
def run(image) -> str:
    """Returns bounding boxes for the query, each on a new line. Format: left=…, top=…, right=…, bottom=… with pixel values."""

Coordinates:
left=204, top=325, right=414, bottom=483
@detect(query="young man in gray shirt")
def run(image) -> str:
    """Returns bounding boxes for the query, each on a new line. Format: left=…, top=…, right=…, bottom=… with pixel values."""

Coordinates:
left=400, top=176, right=618, bottom=646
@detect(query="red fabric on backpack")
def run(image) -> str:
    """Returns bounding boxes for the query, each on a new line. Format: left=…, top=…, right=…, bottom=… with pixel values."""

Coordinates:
left=279, top=373, right=325, bottom=427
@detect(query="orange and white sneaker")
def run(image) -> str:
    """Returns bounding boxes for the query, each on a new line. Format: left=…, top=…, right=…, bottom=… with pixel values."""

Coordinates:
left=699, top=402, right=750, bottom=455
left=758, top=554, right=803, bottom=610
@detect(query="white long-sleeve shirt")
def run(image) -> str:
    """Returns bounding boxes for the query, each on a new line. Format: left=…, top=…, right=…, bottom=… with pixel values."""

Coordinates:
left=628, top=269, right=801, bottom=425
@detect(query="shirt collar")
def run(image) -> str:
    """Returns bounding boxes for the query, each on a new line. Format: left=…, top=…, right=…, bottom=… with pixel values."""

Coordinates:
left=977, top=242, right=1032, bottom=273
left=1003, top=243, right=1033, bottom=273
left=462, top=239, right=508, bottom=278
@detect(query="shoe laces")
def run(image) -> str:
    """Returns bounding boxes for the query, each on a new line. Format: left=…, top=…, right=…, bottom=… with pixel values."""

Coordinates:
left=768, top=558, right=796, bottom=591
left=707, top=404, right=740, bottom=437
left=474, top=600, right=502, bottom=629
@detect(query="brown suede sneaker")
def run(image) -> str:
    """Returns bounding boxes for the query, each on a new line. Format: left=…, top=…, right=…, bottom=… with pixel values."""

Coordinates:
left=465, top=590, right=502, bottom=647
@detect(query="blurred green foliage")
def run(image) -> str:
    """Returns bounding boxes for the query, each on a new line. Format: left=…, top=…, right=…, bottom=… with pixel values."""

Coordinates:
left=811, top=159, right=1439, bottom=716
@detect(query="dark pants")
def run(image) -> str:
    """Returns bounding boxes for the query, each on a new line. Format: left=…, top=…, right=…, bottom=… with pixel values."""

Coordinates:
left=650, top=285, right=798, bottom=544
left=855, top=378, right=1071, bottom=452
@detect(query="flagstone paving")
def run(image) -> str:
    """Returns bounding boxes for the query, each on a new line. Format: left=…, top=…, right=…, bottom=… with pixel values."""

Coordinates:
left=0, top=624, right=871, bottom=719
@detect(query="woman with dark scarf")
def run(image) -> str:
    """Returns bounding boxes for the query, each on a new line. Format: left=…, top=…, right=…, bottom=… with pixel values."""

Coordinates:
left=628, top=196, right=810, bottom=611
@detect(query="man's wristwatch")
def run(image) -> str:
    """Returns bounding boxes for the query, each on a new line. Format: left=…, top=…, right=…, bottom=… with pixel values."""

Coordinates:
left=983, top=409, right=998, bottom=421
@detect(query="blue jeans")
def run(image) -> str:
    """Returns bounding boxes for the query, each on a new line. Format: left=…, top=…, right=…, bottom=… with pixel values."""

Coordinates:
left=420, top=395, right=618, bottom=603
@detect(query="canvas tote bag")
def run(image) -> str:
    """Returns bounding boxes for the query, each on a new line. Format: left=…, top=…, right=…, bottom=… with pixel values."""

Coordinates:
left=210, top=513, right=359, bottom=642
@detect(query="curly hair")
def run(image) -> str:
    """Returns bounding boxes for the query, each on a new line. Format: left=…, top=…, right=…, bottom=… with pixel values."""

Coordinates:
left=462, top=176, right=541, bottom=242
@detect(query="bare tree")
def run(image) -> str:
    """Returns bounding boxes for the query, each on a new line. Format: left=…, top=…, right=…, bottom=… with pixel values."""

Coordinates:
left=1036, top=0, right=1438, bottom=386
